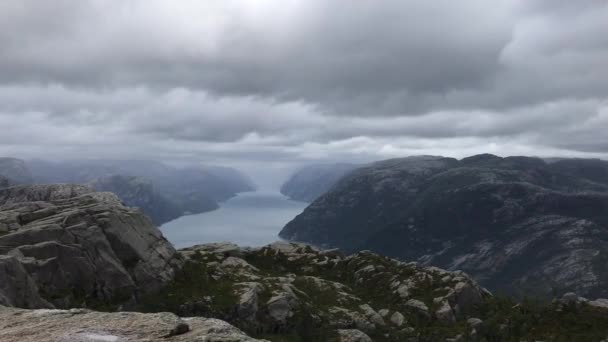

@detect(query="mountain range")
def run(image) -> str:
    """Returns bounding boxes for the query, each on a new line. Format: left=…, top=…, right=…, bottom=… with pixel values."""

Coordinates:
left=2, top=183, right=608, bottom=341
left=0, top=158, right=255, bottom=225
left=280, top=154, right=608, bottom=298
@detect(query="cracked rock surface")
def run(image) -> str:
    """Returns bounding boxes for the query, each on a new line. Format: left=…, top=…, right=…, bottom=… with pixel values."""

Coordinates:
left=0, top=184, right=183, bottom=309
left=0, top=305, right=264, bottom=342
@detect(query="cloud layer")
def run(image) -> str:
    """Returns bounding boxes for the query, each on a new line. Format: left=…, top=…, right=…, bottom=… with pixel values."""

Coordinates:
left=1, top=0, right=607, bottom=182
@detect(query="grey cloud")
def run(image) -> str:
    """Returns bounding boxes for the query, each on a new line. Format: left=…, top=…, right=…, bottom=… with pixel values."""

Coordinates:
left=0, top=0, right=607, bottom=176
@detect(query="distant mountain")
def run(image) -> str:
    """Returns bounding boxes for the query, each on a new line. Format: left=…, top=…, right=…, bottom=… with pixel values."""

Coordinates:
left=90, top=175, right=193, bottom=225
left=202, top=165, right=257, bottom=196
left=0, top=176, right=9, bottom=189
left=280, top=163, right=359, bottom=202
left=0, top=158, right=33, bottom=185
left=28, top=159, right=255, bottom=202
left=25, top=159, right=255, bottom=224
left=280, top=154, right=608, bottom=298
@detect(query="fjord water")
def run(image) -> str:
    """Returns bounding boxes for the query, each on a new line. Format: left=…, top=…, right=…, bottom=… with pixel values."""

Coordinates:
left=160, top=191, right=307, bottom=249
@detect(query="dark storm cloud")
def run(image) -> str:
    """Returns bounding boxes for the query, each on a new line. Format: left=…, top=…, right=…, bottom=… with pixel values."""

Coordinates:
left=0, top=0, right=607, bottom=174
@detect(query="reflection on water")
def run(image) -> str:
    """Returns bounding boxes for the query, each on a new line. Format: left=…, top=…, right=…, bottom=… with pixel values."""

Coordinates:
left=160, top=191, right=307, bottom=249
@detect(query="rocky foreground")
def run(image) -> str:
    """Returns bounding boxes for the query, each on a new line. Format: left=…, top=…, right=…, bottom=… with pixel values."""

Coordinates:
left=0, top=184, right=182, bottom=309
left=142, top=242, right=608, bottom=341
left=0, top=305, right=263, bottom=342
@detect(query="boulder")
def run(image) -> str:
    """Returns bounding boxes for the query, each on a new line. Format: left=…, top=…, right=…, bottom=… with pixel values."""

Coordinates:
left=589, top=298, right=608, bottom=309
left=337, top=329, right=373, bottom=342
left=435, top=301, right=456, bottom=325
left=467, top=317, right=484, bottom=330
left=236, top=282, right=264, bottom=321
left=452, top=282, right=484, bottom=315
left=390, top=311, right=405, bottom=327
left=405, top=299, right=430, bottom=318
left=359, top=304, right=385, bottom=327
left=267, top=292, right=298, bottom=323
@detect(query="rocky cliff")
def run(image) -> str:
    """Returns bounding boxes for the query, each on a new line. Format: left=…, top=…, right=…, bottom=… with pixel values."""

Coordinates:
left=281, top=163, right=359, bottom=202
left=141, top=241, right=608, bottom=341
left=280, top=154, right=608, bottom=298
left=0, top=184, right=182, bottom=309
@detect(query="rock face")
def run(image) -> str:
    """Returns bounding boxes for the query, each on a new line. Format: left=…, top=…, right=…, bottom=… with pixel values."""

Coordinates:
left=280, top=154, right=608, bottom=298
left=0, top=184, right=182, bottom=309
left=281, top=163, right=359, bottom=202
left=145, top=242, right=490, bottom=341
left=0, top=157, right=33, bottom=185
left=90, top=175, right=188, bottom=225
left=0, top=305, right=264, bottom=342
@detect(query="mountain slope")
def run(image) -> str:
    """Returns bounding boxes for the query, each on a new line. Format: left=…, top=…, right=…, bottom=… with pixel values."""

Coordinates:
left=90, top=174, right=192, bottom=225
left=0, top=157, right=33, bottom=185
left=281, top=163, right=359, bottom=202
left=26, top=159, right=255, bottom=224
left=0, top=176, right=9, bottom=189
left=28, top=158, right=255, bottom=202
left=280, top=154, right=608, bottom=298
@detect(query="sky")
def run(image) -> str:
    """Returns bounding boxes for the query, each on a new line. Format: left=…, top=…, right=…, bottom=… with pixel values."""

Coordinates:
left=1, top=0, right=607, bottom=184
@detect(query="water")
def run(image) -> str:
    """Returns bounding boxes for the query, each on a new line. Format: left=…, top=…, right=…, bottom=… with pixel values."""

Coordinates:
left=160, top=191, right=308, bottom=249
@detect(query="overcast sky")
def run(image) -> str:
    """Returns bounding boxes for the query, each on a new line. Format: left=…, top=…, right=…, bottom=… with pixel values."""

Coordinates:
left=1, top=0, right=607, bottom=184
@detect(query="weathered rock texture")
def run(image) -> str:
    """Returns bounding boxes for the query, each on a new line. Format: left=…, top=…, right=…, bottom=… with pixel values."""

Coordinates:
left=0, top=305, right=264, bottom=342
left=144, top=242, right=491, bottom=341
left=280, top=154, right=608, bottom=298
left=0, top=184, right=182, bottom=309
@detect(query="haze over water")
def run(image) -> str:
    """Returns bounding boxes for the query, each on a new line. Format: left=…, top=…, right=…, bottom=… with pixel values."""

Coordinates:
left=160, top=191, right=307, bottom=249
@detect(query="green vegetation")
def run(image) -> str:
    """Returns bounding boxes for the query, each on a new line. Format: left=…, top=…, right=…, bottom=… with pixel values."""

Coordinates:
left=140, top=252, right=239, bottom=319
left=139, top=245, right=608, bottom=342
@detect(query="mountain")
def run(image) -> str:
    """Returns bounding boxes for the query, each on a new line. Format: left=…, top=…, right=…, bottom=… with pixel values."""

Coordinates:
left=281, top=163, right=359, bottom=202
left=28, top=159, right=255, bottom=202
left=280, top=154, right=608, bottom=298
left=0, top=157, right=33, bottom=185
left=90, top=174, right=193, bottom=225
left=0, top=184, right=182, bottom=309
left=25, top=159, right=255, bottom=224
left=2, top=185, right=608, bottom=341
left=202, top=165, right=257, bottom=197
left=0, top=176, right=9, bottom=189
